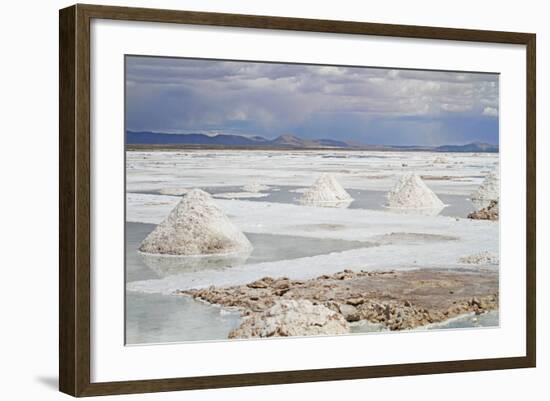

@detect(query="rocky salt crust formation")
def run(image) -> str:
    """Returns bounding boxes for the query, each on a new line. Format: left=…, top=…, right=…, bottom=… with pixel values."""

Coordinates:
left=139, top=189, right=252, bottom=256
left=228, top=300, right=349, bottom=338
left=299, top=173, right=353, bottom=205
left=458, top=251, right=499, bottom=265
left=468, top=200, right=499, bottom=221
left=471, top=172, right=499, bottom=201
left=385, top=173, right=445, bottom=209
left=182, top=269, right=498, bottom=334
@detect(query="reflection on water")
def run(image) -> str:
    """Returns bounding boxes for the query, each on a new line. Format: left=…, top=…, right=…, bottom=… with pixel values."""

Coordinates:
left=139, top=250, right=252, bottom=277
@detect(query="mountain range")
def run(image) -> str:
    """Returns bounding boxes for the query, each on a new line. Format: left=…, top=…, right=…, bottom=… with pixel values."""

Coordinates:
left=126, top=131, right=498, bottom=152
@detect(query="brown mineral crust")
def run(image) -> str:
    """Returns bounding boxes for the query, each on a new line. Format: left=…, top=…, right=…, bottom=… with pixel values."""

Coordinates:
left=468, top=200, right=499, bottom=221
left=178, top=268, right=499, bottom=330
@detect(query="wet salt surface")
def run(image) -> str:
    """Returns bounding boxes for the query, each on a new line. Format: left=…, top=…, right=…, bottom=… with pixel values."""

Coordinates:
left=126, top=222, right=372, bottom=282
left=427, top=310, right=499, bottom=329
left=126, top=221, right=372, bottom=344
left=127, top=222, right=241, bottom=344
left=126, top=222, right=495, bottom=344
left=137, top=185, right=477, bottom=218
left=125, top=150, right=498, bottom=343
left=126, top=291, right=241, bottom=344
left=350, top=310, right=499, bottom=334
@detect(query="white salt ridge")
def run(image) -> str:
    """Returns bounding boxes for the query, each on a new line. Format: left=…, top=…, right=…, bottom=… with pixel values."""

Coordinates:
left=299, top=173, right=353, bottom=205
left=385, top=173, right=445, bottom=209
left=471, top=172, right=499, bottom=201
left=139, top=189, right=252, bottom=256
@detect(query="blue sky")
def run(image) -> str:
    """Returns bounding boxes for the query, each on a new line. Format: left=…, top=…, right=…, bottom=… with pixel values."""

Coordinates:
left=125, top=56, right=499, bottom=146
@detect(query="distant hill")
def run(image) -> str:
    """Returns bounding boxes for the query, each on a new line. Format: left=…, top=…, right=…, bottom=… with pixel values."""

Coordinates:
left=126, top=131, right=498, bottom=152
left=126, top=131, right=351, bottom=149
left=435, top=142, right=499, bottom=153
left=126, top=131, right=266, bottom=146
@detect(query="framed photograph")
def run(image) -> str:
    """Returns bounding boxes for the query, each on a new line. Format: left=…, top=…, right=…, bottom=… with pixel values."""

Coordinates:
left=59, top=4, right=536, bottom=397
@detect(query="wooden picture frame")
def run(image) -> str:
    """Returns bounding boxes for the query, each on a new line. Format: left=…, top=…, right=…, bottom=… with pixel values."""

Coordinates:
left=59, top=3, right=536, bottom=397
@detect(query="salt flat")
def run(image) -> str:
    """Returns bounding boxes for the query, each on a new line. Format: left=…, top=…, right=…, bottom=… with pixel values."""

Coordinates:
left=125, top=150, right=499, bottom=295
left=126, top=149, right=499, bottom=195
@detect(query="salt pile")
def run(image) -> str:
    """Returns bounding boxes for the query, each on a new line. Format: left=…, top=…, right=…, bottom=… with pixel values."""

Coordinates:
left=139, top=189, right=252, bottom=256
left=433, top=156, right=449, bottom=164
left=471, top=172, right=499, bottom=201
left=228, top=300, right=349, bottom=338
left=242, top=182, right=269, bottom=193
left=385, top=173, right=445, bottom=209
left=299, top=173, right=353, bottom=205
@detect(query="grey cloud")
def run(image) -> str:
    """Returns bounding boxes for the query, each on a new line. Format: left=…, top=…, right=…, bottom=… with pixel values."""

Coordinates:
left=125, top=56, right=499, bottom=145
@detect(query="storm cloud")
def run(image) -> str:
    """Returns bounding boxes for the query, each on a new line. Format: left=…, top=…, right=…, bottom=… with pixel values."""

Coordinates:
left=125, top=56, right=499, bottom=146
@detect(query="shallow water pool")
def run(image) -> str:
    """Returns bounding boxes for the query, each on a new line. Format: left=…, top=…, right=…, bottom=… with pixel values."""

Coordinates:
left=125, top=221, right=372, bottom=344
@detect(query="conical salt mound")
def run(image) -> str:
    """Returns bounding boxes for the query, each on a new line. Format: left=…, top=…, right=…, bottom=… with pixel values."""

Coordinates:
left=139, top=189, right=252, bottom=256
left=471, top=172, right=499, bottom=201
left=385, top=173, right=444, bottom=209
left=299, top=173, right=353, bottom=204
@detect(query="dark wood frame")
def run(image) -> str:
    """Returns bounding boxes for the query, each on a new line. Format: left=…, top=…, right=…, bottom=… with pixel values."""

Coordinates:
left=59, top=3, right=536, bottom=397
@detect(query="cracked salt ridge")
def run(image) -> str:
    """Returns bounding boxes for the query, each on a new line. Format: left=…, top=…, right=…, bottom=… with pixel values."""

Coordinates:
left=126, top=194, right=498, bottom=295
